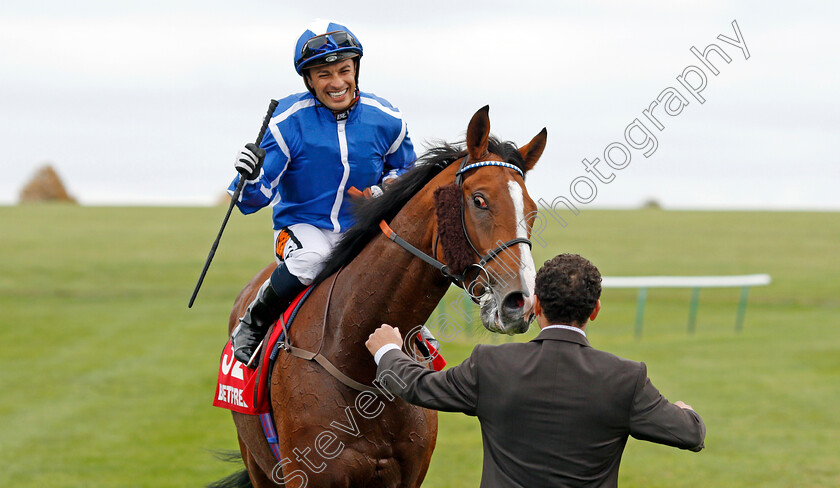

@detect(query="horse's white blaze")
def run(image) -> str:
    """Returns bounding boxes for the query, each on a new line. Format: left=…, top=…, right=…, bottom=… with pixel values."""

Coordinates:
left=507, top=180, right=537, bottom=305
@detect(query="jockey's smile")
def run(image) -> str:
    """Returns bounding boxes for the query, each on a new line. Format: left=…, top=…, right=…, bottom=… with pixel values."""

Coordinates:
left=307, top=59, right=357, bottom=112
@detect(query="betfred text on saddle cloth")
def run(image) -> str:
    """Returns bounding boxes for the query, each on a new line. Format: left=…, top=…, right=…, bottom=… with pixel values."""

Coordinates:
left=214, top=287, right=445, bottom=415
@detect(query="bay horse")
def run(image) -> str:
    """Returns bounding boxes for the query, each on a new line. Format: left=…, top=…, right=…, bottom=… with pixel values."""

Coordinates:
left=215, top=106, right=547, bottom=487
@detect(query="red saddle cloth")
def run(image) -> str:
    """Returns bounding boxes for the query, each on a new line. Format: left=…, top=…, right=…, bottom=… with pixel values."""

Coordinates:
left=213, top=289, right=447, bottom=415
left=213, top=289, right=310, bottom=415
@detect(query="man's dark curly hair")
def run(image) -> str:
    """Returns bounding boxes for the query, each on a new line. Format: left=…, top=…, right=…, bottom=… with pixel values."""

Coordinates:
left=534, top=254, right=602, bottom=326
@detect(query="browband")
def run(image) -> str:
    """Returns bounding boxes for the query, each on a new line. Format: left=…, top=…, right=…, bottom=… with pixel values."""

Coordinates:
left=456, top=161, right=524, bottom=178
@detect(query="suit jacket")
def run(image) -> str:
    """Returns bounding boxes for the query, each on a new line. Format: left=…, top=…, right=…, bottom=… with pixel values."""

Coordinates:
left=377, top=327, right=705, bottom=488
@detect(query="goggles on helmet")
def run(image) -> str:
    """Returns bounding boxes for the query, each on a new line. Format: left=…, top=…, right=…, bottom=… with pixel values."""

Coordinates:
left=299, top=31, right=360, bottom=66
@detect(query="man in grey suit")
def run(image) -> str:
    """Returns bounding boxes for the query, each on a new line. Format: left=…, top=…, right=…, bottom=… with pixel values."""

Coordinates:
left=366, top=253, right=705, bottom=488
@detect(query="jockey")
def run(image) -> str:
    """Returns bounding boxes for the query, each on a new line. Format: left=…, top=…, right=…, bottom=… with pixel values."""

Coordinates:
left=229, top=20, right=416, bottom=366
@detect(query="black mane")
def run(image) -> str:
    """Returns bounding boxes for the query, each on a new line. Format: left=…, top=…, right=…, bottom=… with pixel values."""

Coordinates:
left=312, top=137, right=525, bottom=285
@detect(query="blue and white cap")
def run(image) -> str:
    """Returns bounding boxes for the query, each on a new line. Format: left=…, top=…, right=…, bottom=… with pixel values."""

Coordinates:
left=293, top=20, right=363, bottom=76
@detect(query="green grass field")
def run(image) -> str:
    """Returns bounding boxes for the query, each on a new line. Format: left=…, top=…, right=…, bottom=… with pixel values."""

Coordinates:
left=1, top=205, right=838, bottom=487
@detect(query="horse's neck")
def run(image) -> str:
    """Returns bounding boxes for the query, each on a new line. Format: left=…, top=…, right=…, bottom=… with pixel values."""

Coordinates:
left=321, top=194, right=450, bottom=367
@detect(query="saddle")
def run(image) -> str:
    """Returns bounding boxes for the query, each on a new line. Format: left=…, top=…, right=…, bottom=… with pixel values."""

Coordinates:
left=213, top=287, right=313, bottom=414
left=213, top=285, right=445, bottom=415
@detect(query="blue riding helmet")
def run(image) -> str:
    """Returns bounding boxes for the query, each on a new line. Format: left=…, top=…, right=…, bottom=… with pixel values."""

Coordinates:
left=294, top=21, right=363, bottom=76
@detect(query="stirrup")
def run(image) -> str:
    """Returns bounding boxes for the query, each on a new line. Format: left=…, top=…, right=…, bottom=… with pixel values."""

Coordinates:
left=231, top=322, right=268, bottom=368
left=245, top=339, right=265, bottom=369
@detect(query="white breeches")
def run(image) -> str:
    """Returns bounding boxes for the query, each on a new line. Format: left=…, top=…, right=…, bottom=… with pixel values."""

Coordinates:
left=273, top=223, right=342, bottom=285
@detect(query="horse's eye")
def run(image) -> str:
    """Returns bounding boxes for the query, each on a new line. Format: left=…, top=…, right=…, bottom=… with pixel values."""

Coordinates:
left=473, top=195, right=488, bottom=209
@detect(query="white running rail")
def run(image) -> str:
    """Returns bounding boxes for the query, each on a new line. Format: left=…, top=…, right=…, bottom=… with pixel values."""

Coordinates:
left=601, top=274, right=772, bottom=337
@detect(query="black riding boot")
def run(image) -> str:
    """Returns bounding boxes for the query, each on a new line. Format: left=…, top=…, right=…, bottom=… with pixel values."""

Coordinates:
left=231, top=264, right=306, bottom=366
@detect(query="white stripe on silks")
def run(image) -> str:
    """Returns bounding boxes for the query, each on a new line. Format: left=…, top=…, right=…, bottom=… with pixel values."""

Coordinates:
left=358, top=97, right=405, bottom=156
left=270, top=128, right=291, bottom=161
left=228, top=178, right=264, bottom=202
left=268, top=161, right=289, bottom=194
left=330, top=119, right=351, bottom=232
left=269, top=99, right=315, bottom=160
left=274, top=98, right=316, bottom=124
left=386, top=119, right=407, bottom=156
left=508, top=180, right=537, bottom=297
left=266, top=99, right=315, bottom=193
left=359, top=97, right=403, bottom=119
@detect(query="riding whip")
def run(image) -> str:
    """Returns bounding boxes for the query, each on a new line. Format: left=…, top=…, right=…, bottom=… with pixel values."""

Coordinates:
left=188, top=99, right=279, bottom=308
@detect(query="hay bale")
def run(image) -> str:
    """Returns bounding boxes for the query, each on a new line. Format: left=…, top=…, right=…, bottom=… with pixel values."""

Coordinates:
left=640, top=198, right=662, bottom=210
left=217, top=191, right=233, bottom=206
left=19, top=164, right=77, bottom=204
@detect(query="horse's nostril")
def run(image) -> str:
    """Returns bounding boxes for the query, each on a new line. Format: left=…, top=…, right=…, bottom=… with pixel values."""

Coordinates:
left=502, top=292, right=525, bottom=311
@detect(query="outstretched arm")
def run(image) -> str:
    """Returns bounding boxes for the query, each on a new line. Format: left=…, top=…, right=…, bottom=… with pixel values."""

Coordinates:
left=366, top=325, right=478, bottom=415
left=629, top=362, right=706, bottom=452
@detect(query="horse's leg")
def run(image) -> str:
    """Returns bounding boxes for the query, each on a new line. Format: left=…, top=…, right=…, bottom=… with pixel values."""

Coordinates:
left=237, top=435, right=282, bottom=488
left=233, top=412, right=282, bottom=486
left=409, top=408, right=438, bottom=488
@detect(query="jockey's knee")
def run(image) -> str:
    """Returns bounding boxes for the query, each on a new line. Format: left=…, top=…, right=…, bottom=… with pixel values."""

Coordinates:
left=284, top=250, right=330, bottom=285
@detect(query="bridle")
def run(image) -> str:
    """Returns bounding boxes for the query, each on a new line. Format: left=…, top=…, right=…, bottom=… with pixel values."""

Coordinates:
left=379, top=154, right=532, bottom=302
left=274, top=155, right=535, bottom=397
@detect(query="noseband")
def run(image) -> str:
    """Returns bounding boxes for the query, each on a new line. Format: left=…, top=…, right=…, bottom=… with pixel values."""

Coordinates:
left=379, top=155, right=532, bottom=301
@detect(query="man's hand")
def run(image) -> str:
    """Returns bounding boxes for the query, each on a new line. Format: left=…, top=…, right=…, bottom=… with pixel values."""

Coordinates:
left=365, top=324, right=403, bottom=356
left=234, top=143, right=266, bottom=182
left=674, top=401, right=695, bottom=411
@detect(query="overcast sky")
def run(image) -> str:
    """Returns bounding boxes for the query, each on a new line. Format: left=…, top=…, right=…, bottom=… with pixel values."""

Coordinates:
left=1, top=0, right=837, bottom=209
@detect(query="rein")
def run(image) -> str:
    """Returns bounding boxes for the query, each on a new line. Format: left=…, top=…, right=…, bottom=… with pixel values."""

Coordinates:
left=277, top=267, right=388, bottom=395
left=272, top=157, right=533, bottom=395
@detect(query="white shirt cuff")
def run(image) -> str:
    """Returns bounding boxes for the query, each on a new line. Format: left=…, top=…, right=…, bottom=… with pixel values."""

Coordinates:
left=373, top=343, right=402, bottom=365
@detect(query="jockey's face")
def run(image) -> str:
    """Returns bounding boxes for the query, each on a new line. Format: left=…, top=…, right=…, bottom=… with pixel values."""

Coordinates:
left=306, top=59, right=357, bottom=112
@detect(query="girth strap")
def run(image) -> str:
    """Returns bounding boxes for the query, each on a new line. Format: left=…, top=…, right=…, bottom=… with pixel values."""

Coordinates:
left=278, top=267, right=388, bottom=396
left=285, top=346, right=385, bottom=394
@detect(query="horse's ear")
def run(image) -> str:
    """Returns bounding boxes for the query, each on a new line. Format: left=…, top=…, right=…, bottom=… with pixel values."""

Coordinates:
left=519, top=128, right=547, bottom=173
left=466, top=105, right=491, bottom=160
